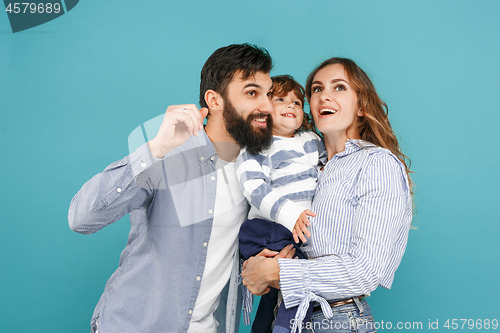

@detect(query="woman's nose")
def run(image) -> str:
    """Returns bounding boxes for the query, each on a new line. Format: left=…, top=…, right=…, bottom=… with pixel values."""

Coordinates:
left=319, top=90, right=331, bottom=102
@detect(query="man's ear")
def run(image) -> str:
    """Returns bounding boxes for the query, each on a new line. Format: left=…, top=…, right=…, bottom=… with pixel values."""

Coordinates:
left=204, top=89, right=224, bottom=112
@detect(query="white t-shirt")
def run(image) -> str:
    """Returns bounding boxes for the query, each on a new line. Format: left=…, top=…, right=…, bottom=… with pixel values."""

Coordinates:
left=188, top=159, right=247, bottom=333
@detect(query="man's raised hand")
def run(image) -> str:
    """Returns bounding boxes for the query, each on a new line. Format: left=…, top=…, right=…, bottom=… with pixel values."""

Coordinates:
left=148, top=105, right=208, bottom=159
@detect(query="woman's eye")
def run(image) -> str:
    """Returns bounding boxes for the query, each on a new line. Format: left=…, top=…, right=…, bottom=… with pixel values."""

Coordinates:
left=311, top=86, right=322, bottom=93
left=247, top=90, right=256, bottom=96
left=335, top=84, right=346, bottom=91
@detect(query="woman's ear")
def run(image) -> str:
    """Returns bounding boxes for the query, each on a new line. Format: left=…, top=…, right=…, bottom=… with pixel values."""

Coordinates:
left=204, top=89, right=223, bottom=112
left=357, top=108, right=364, bottom=117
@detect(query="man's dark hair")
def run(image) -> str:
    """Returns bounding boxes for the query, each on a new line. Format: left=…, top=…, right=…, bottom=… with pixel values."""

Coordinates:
left=199, top=44, right=273, bottom=111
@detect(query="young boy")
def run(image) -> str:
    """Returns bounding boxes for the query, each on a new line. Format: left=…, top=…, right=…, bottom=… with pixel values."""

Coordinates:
left=236, top=75, right=325, bottom=333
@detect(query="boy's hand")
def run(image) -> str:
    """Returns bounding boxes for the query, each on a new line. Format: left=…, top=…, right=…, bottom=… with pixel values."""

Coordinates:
left=292, top=209, right=316, bottom=243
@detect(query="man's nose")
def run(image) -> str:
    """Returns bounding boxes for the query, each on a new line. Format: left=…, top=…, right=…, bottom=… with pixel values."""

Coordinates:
left=260, top=96, right=273, bottom=114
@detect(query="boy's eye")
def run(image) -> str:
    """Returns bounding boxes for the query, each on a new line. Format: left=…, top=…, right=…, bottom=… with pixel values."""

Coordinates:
left=275, top=97, right=284, bottom=102
left=293, top=101, right=302, bottom=107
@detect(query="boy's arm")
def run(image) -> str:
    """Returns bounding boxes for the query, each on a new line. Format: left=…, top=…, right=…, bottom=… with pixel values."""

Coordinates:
left=235, top=149, right=308, bottom=232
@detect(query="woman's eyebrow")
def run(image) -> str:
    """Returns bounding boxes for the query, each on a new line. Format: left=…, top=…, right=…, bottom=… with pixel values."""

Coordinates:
left=311, top=78, right=348, bottom=86
left=330, top=78, right=349, bottom=84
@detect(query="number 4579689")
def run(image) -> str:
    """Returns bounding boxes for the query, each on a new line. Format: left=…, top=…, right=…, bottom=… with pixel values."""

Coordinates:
left=5, top=3, right=61, bottom=14
left=444, top=319, right=498, bottom=330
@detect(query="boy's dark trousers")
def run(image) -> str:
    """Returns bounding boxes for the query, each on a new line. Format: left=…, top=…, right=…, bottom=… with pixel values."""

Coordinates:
left=239, top=218, right=313, bottom=333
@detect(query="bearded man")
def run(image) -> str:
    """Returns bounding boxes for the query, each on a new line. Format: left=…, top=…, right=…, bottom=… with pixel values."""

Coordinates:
left=69, top=44, right=294, bottom=333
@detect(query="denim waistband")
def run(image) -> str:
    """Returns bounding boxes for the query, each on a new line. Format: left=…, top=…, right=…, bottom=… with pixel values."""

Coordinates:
left=312, top=296, right=368, bottom=315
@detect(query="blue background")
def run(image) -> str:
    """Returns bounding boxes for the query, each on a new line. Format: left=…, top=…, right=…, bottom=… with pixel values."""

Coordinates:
left=1, top=1, right=499, bottom=332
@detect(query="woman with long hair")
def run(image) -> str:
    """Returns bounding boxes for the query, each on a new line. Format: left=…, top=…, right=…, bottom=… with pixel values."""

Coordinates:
left=241, top=58, right=413, bottom=333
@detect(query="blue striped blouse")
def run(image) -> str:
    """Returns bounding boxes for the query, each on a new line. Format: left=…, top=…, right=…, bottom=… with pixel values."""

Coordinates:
left=278, top=139, right=413, bottom=328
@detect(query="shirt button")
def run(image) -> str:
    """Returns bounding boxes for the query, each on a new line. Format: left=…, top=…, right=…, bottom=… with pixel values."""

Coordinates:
left=141, top=162, right=147, bottom=168
left=211, top=176, right=216, bottom=181
left=188, top=310, right=193, bottom=315
left=203, top=242, right=208, bottom=247
left=116, top=188, right=122, bottom=193
left=200, top=156, right=205, bottom=161
left=208, top=209, right=213, bottom=215
left=210, top=156, right=215, bottom=161
left=196, top=276, right=201, bottom=281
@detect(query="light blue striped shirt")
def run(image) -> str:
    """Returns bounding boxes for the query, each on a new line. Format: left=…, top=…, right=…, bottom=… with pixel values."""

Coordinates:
left=68, top=131, right=243, bottom=333
left=278, top=139, right=412, bottom=328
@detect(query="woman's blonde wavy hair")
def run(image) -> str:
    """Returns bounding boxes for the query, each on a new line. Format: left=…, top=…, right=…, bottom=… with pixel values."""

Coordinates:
left=305, top=57, right=413, bottom=193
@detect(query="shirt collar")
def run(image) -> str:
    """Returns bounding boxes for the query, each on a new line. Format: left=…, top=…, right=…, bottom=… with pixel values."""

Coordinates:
left=195, top=129, right=218, bottom=163
left=320, top=139, right=376, bottom=165
left=344, top=139, right=377, bottom=154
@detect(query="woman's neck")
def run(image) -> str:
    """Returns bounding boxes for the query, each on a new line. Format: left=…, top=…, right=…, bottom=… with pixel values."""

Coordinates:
left=323, top=131, right=361, bottom=160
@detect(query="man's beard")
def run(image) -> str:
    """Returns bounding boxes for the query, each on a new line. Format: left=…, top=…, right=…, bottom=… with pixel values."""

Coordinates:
left=223, top=99, right=273, bottom=155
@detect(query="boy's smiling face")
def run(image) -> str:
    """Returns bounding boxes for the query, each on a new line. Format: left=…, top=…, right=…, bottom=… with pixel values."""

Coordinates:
left=270, top=90, right=304, bottom=137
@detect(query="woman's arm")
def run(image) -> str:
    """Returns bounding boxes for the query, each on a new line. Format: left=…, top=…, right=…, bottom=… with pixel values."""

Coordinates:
left=278, top=153, right=412, bottom=308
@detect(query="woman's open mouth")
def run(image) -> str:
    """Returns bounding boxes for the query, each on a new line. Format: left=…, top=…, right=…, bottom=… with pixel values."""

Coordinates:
left=319, top=108, right=337, bottom=116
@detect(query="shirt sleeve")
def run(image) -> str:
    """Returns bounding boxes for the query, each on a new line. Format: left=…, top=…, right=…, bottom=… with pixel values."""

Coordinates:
left=68, top=142, right=164, bottom=235
left=278, top=152, right=412, bottom=308
left=235, top=149, right=306, bottom=232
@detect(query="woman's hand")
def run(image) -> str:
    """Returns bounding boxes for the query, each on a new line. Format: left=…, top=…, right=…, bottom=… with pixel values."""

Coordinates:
left=242, top=244, right=295, bottom=295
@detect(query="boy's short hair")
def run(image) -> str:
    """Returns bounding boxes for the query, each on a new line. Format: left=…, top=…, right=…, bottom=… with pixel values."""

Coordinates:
left=271, top=75, right=314, bottom=132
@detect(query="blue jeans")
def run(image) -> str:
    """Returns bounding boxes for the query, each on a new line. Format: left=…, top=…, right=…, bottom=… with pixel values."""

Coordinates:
left=301, top=298, right=376, bottom=333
